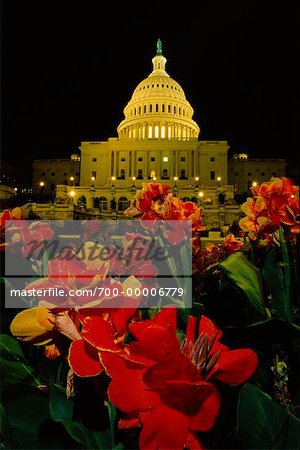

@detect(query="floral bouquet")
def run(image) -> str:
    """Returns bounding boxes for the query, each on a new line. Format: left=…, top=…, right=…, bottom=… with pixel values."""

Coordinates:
left=0, top=179, right=299, bottom=449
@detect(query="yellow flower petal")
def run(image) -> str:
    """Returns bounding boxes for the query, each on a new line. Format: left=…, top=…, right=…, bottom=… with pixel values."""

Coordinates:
left=10, top=307, right=55, bottom=343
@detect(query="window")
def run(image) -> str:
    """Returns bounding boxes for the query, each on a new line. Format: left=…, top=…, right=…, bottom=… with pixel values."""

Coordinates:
left=149, top=104, right=152, bottom=112
left=63, top=172, right=67, bottom=176
left=144, top=105, right=146, bottom=113
left=162, top=104, right=165, bottom=112
left=138, top=106, right=141, bottom=114
left=41, top=172, right=45, bottom=176
left=76, top=172, right=79, bottom=176
left=92, top=171, right=96, bottom=178
left=180, top=169, right=186, bottom=179
left=168, top=105, right=171, bottom=113
left=210, top=171, right=215, bottom=180
left=210, top=157, right=215, bottom=162
left=155, top=104, right=159, bottom=112
left=261, top=172, right=265, bottom=176
left=272, top=172, right=276, bottom=176
left=163, top=157, right=168, bottom=162
left=99, top=197, right=107, bottom=210
left=120, top=169, right=125, bottom=179
left=248, top=172, right=252, bottom=176
left=181, top=157, right=186, bottom=162
left=137, top=169, right=143, bottom=179
left=92, top=157, right=97, bottom=162
left=138, top=157, right=143, bottom=162
left=162, top=169, right=168, bottom=178
left=150, top=157, right=155, bottom=162
left=51, top=172, right=55, bottom=176
left=121, top=157, right=126, bottom=162
left=118, top=197, right=130, bottom=212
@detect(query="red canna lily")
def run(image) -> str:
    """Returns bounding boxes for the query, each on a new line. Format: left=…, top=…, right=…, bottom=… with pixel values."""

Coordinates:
left=68, top=296, right=140, bottom=377
left=239, top=177, right=299, bottom=239
left=124, top=182, right=204, bottom=244
left=101, top=309, right=221, bottom=450
left=182, top=315, right=258, bottom=385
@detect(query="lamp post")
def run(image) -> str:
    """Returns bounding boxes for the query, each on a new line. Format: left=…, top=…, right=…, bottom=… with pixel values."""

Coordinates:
left=198, top=190, right=204, bottom=206
left=194, top=176, right=199, bottom=195
left=173, top=177, right=178, bottom=196
left=131, top=176, right=137, bottom=196
left=69, top=189, right=76, bottom=205
left=110, top=177, right=116, bottom=211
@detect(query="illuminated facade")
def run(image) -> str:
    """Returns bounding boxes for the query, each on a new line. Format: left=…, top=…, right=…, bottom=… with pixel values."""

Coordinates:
left=75, top=40, right=234, bottom=210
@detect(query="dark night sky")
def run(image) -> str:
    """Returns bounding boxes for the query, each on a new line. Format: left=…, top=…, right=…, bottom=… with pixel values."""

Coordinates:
left=1, top=1, right=298, bottom=174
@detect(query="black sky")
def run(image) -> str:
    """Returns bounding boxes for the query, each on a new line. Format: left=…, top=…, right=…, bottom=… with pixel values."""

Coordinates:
left=1, top=1, right=298, bottom=170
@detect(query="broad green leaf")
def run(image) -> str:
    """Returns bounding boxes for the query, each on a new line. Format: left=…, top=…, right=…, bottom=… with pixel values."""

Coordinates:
left=2, top=384, right=77, bottom=449
left=218, top=252, right=266, bottom=320
left=49, top=381, right=74, bottom=422
left=50, top=381, right=115, bottom=449
left=262, top=247, right=293, bottom=322
left=62, top=420, right=110, bottom=449
left=235, top=383, right=300, bottom=449
left=0, top=334, right=41, bottom=387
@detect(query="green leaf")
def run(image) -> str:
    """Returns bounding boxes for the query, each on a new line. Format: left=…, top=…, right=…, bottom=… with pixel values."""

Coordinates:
left=62, top=420, right=111, bottom=449
left=0, top=334, right=41, bottom=387
left=50, top=381, right=116, bottom=449
left=262, top=247, right=293, bottom=322
left=2, top=384, right=77, bottom=449
left=235, top=383, right=300, bottom=449
left=105, top=399, right=117, bottom=448
left=49, top=381, right=74, bottom=422
left=218, top=252, right=267, bottom=320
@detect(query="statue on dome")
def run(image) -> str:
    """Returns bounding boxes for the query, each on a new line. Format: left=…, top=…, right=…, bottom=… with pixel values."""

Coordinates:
left=156, top=38, right=162, bottom=55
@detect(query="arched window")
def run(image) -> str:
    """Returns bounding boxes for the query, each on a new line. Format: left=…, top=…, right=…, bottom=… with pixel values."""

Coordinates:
left=155, top=104, right=159, bottom=112
left=162, top=104, right=165, bottom=112
left=144, top=105, right=146, bottom=113
left=138, top=106, right=141, bottom=114
left=161, top=125, right=165, bottom=138
left=120, top=169, right=125, bottom=179
left=99, top=197, right=107, bottom=210
left=118, top=197, right=130, bottom=211
left=148, top=126, right=153, bottom=139
left=149, top=104, right=152, bottom=113
left=137, top=169, right=143, bottom=179
left=180, top=169, right=186, bottom=179
left=154, top=125, right=159, bottom=138
left=134, top=108, right=136, bottom=115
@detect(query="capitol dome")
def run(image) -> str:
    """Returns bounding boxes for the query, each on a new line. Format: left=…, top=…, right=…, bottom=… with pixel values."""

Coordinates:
left=117, top=39, right=200, bottom=141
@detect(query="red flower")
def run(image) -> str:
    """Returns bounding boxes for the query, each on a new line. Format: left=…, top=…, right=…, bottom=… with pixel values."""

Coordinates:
left=101, top=309, right=221, bottom=449
left=182, top=315, right=258, bottom=385
left=124, top=182, right=204, bottom=245
left=239, top=177, right=299, bottom=239
left=68, top=298, right=139, bottom=377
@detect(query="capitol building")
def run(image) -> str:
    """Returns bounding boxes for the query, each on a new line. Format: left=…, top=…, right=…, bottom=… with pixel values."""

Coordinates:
left=33, top=39, right=284, bottom=228
left=66, top=40, right=233, bottom=214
